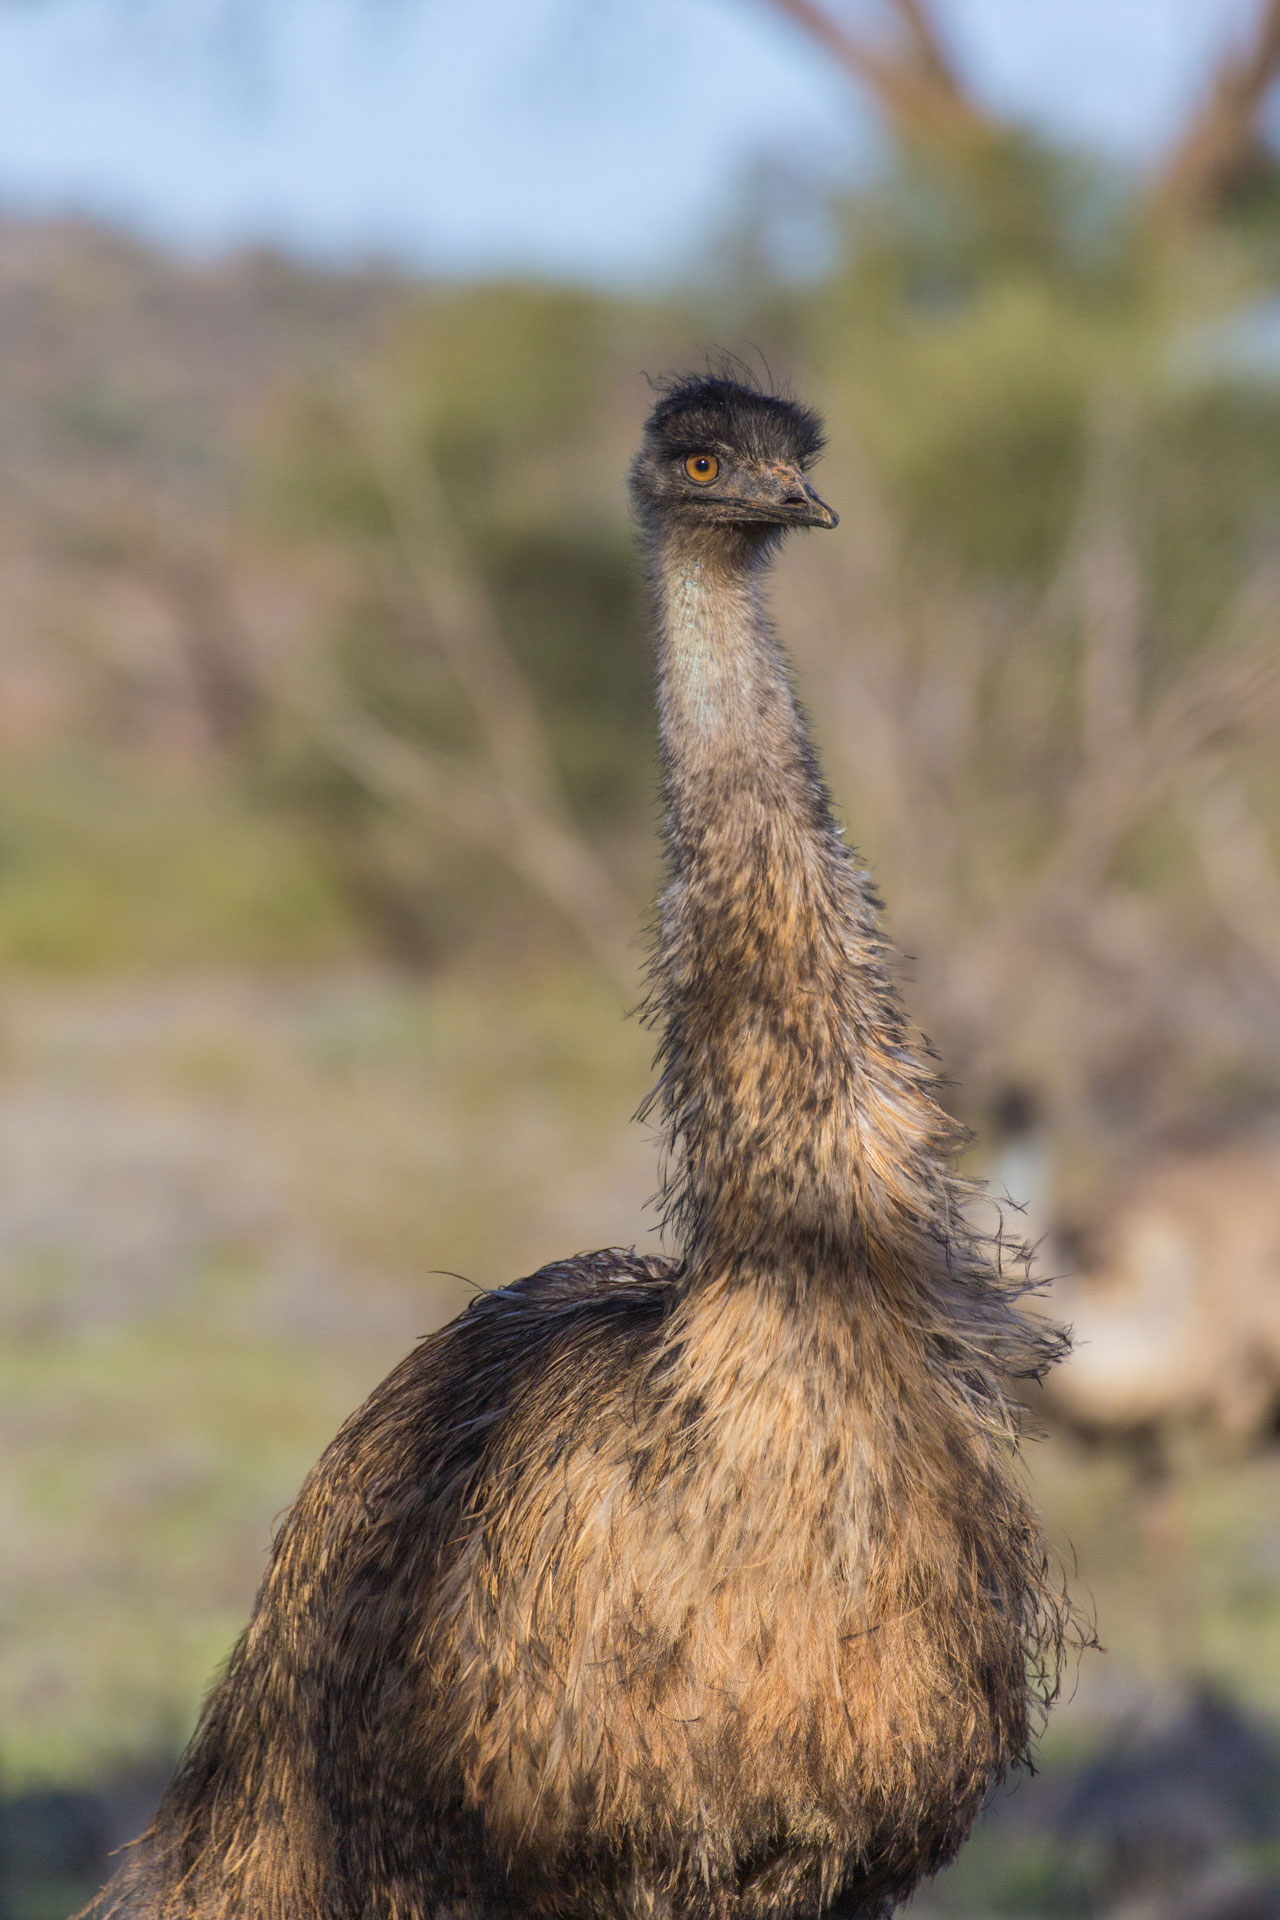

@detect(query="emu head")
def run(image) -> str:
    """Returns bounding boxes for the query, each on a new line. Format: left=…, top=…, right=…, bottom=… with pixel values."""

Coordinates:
left=630, top=375, right=837, bottom=539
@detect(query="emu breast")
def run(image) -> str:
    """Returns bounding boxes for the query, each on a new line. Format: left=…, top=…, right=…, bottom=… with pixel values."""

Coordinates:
left=425, top=1275, right=1021, bottom=1884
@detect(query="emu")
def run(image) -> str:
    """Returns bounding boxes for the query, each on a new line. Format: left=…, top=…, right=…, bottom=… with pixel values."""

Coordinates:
left=91, top=376, right=1069, bottom=1920
left=988, top=1089, right=1280, bottom=1452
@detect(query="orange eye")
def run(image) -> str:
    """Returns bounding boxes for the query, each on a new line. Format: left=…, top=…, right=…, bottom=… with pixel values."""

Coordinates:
left=684, top=453, right=719, bottom=483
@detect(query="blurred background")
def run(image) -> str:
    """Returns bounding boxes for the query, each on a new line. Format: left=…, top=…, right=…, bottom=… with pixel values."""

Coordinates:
left=1, top=2, right=1280, bottom=1914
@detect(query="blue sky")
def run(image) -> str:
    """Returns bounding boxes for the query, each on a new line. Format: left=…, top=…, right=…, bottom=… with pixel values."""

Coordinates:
left=0, top=0, right=1265, bottom=282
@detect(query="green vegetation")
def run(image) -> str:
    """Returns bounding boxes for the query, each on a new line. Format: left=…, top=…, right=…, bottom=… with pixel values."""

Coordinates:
left=0, top=755, right=356, bottom=971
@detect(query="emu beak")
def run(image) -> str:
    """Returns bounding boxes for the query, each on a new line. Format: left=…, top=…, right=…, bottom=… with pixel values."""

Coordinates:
left=764, top=465, right=839, bottom=529
left=793, top=479, right=838, bottom=529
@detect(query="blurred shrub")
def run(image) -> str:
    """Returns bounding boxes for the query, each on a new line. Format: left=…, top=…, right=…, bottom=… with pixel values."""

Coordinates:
left=2, top=144, right=1278, bottom=1146
left=0, top=754, right=354, bottom=971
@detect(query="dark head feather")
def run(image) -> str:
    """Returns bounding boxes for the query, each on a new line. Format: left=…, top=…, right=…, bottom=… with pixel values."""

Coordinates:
left=643, top=375, right=825, bottom=471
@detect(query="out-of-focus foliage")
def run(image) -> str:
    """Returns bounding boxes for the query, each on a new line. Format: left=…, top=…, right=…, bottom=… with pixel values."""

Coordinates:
left=4, top=152, right=1280, bottom=1142
left=778, top=157, right=1280, bottom=1171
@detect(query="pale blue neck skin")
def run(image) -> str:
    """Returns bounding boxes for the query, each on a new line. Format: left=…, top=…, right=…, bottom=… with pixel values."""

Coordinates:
left=653, top=532, right=806, bottom=789
left=666, top=556, right=737, bottom=735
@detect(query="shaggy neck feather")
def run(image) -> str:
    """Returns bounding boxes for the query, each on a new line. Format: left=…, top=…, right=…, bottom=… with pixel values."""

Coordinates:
left=647, top=522, right=950, bottom=1281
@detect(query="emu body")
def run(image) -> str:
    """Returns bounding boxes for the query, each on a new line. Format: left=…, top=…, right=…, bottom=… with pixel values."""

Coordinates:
left=91, top=378, right=1067, bottom=1920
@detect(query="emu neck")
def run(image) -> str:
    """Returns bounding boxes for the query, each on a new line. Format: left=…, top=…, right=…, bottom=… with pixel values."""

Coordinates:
left=657, top=535, right=804, bottom=782
left=648, top=523, right=947, bottom=1281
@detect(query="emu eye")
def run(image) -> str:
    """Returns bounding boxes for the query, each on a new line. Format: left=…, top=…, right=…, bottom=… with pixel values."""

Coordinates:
left=684, top=453, right=719, bottom=483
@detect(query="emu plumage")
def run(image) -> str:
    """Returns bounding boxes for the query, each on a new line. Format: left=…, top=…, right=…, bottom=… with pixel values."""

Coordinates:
left=89, top=376, right=1067, bottom=1920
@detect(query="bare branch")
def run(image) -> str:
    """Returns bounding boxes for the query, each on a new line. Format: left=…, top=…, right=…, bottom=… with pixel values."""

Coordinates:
left=1149, top=0, right=1280, bottom=225
left=358, top=405, right=563, bottom=815
left=762, top=0, right=1005, bottom=156
left=148, top=545, right=265, bottom=750
left=1182, top=773, right=1280, bottom=985
left=350, top=395, right=638, bottom=990
left=887, top=0, right=961, bottom=89
left=280, top=663, right=639, bottom=995
left=1023, top=564, right=1280, bottom=924
left=1073, top=391, right=1144, bottom=765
